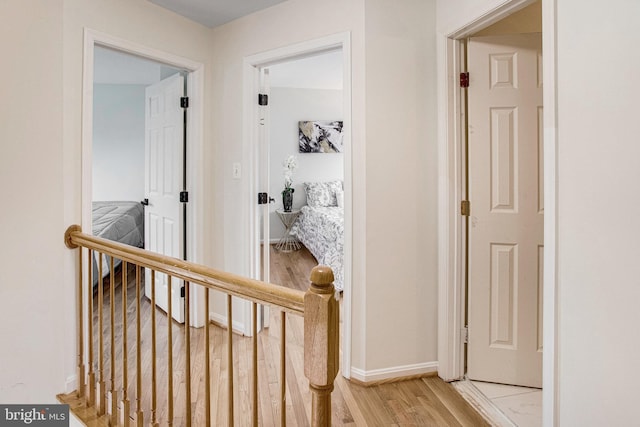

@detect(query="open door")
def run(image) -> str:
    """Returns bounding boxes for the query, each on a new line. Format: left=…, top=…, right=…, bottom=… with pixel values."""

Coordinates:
left=144, top=73, right=186, bottom=324
left=258, top=67, right=272, bottom=328
left=467, top=33, right=543, bottom=387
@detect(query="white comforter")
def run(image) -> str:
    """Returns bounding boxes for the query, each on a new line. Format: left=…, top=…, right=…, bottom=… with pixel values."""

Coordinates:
left=290, top=206, right=344, bottom=290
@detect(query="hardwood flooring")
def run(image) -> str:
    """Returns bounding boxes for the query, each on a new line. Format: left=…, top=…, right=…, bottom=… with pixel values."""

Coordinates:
left=60, top=246, right=488, bottom=426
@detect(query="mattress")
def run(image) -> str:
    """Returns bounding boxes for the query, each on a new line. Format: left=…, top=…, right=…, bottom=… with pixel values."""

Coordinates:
left=92, top=201, right=144, bottom=282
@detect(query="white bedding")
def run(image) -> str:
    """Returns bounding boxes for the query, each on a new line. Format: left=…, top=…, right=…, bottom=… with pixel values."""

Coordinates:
left=290, top=206, right=344, bottom=291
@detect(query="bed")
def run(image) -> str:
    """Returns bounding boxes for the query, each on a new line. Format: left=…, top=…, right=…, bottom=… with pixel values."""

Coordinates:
left=92, top=201, right=144, bottom=282
left=290, top=180, right=344, bottom=291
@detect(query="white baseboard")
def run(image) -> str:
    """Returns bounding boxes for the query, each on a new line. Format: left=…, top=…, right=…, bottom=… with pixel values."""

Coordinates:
left=209, top=312, right=249, bottom=336
left=65, top=375, right=77, bottom=394
left=350, top=361, right=438, bottom=383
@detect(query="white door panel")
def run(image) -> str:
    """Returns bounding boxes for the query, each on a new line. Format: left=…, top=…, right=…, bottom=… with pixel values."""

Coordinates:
left=144, top=73, right=185, bottom=324
left=468, top=33, right=543, bottom=388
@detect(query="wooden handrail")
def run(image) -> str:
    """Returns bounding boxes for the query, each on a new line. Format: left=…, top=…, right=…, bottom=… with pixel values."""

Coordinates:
left=64, top=225, right=305, bottom=315
left=63, top=224, right=339, bottom=426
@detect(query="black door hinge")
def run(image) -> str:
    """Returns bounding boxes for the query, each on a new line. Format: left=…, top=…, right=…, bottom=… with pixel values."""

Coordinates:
left=258, top=192, right=268, bottom=204
left=460, top=72, right=469, bottom=88
left=180, top=191, right=188, bottom=203
left=258, top=93, right=268, bottom=106
left=180, top=286, right=185, bottom=298
left=180, top=97, right=189, bottom=108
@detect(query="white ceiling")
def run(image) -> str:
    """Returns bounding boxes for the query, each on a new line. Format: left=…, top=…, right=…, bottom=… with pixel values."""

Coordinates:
left=148, top=0, right=288, bottom=28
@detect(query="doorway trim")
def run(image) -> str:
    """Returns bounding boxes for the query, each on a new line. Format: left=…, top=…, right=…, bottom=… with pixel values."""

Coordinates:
left=81, top=28, right=206, bottom=327
left=243, top=31, right=353, bottom=378
left=436, top=0, right=558, bottom=424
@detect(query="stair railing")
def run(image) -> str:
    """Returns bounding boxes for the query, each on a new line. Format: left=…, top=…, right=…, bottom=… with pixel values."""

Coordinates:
left=62, top=224, right=338, bottom=426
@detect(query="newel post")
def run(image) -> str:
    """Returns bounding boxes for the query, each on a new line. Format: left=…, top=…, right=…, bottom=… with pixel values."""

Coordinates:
left=304, top=265, right=339, bottom=426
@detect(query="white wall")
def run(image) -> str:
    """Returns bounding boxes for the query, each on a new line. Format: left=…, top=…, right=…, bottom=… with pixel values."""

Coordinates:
left=268, top=87, right=343, bottom=240
left=92, top=84, right=146, bottom=202
left=0, top=0, right=65, bottom=403
left=555, top=1, right=640, bottom=425
left=360, top=0, right=438, bottom=375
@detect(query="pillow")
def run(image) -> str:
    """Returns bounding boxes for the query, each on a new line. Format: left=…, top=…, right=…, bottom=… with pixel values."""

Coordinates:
left=335, top=189, right=344, bottom=208
left=304, top=180, right=343, bottom=207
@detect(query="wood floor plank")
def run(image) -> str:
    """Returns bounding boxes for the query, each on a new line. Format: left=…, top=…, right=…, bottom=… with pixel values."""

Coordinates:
left=423, top=376, right=491, bottom=427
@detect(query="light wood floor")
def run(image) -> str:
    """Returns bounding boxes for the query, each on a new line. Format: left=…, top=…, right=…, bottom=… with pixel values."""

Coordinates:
left=61, top=246, right=488, bottom=426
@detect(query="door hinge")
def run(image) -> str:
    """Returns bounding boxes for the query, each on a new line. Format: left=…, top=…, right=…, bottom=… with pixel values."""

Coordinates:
left=180, top=97, right=189, bottom=108
left=258, top=192, right=268, bottom=204
left=258, top=93, right=269, bottom=106
left=463, top=326, right=469, bottom=344
left=180, top=286, right=185, bottom=298
left=460, top=72, right=469, bottom=88
left=461, top=200, right=471, bottom=216
left=180, top=191, right=188, bottom=203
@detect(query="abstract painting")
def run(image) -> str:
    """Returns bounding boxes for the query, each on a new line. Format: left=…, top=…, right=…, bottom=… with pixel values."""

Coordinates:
left=298, top=121, right=344, bottom=153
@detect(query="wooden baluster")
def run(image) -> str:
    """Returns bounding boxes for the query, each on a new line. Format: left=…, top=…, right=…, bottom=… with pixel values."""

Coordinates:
left=135, top=265, right=143, bottom=427
left=150, top=271, right=159, bottom=427
left=97, top=254, right=106, bottom=415
left=184, top=282, right=192, bottom=427
left=252, top=302, right=258, bottom=427
left=227, top=294, right=234, bottom=426
left=109, top=257, right=118, bottom=427
left=121, top=262, right=131, bottom=427
left=304, top=266, right=339, bottom=427
left=280, top=311, right=286, bottom=427
left=167, top=276, right=174, bottom=426
left=87, top=249, right=96, bottom=407
left=77, top=245, right=85, bottom=399
left=204, top=288, right=211, bottom=427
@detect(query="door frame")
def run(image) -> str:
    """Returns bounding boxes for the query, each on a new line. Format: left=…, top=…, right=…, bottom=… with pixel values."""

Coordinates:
left=81, top=28, right=206, bottom=327
left=243, top=31, right=353, bottom=378
left=436, top=0, right=558, bottom=424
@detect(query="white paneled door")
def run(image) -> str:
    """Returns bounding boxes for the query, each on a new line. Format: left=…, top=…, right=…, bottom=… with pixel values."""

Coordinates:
left=467, top=33, right=543, bottom=388
left=144, top=73, right=185, bottom=324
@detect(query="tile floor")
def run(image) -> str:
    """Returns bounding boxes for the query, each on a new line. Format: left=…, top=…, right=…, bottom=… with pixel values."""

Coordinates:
left=471, top=381, right=542, bottom=427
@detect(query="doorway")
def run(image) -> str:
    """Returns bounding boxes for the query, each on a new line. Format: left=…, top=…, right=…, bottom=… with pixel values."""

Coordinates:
left=461, top=30, right=544, bottom=426
left=437, top=1, right=549, bottom=425
left=81, top=29, right=206, bottom=327
left=93, top=46, right=187, bottom=322
left=466, top=31, right=543, bottom=388
left=261, top=49, right=344, bottom=286
left=244, top=32, right=353, bottom=377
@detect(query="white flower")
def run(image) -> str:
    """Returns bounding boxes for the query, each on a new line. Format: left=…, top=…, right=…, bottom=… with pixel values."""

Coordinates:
left=283, top=155, right=297, bottom=189
left=283, top=155, right=298, bottom=171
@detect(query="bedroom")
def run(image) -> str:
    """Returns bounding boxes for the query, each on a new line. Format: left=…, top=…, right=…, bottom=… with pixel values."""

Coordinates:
left=263, top=49, right=345, bottom=293
left=92, top=45, right=185, bottom=290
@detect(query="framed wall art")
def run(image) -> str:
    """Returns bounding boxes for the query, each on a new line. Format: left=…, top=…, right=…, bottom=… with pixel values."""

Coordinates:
left=298, top=120, right=344, bottom=153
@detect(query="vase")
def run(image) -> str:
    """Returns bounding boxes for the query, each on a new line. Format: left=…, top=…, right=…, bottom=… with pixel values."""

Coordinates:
left=282, top=188, right=294, bottom=212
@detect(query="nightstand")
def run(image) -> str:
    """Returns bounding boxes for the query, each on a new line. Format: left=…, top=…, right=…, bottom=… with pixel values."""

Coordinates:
left=275, top=209, right=301, bottom=252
